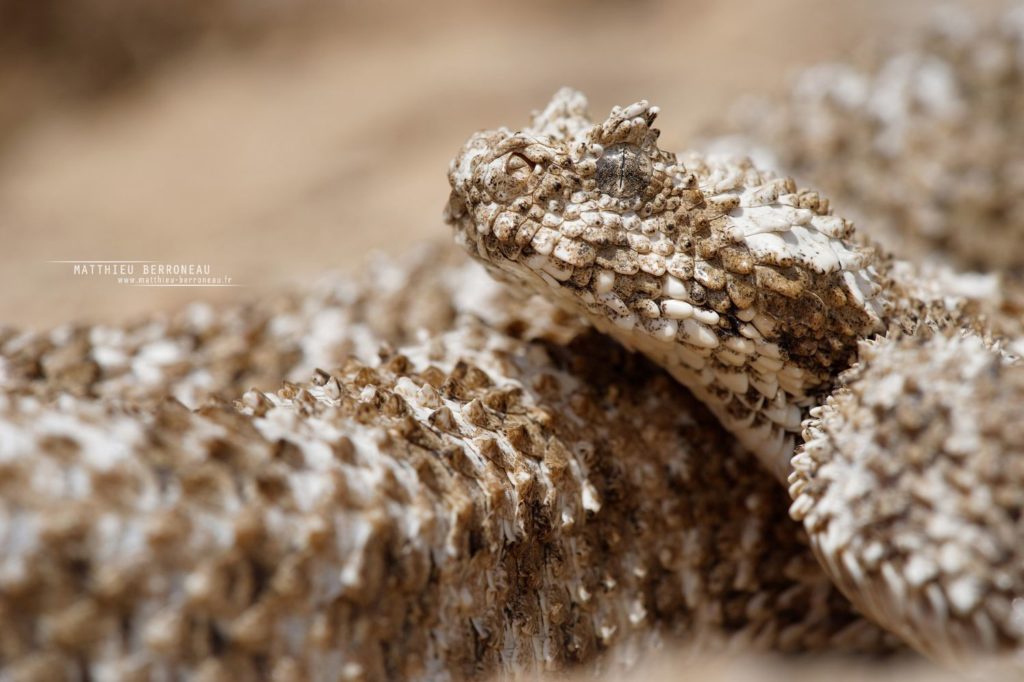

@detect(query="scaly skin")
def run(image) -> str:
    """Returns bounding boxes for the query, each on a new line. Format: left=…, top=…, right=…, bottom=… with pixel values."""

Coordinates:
left=446, top=89, right=1024, bottom=665
left=445, top=87, right=888, bottom=481
left=714, top=5, right=1024, bottom=274
left=0, top=249, right=901, bottom=680
left=791, top=330, right=1024, bottom=663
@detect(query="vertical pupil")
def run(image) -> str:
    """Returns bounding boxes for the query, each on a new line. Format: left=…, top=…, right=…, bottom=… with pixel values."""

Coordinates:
left=595, top=144, right=651, bottom=198
left=617, top=149, right=627, bottom=195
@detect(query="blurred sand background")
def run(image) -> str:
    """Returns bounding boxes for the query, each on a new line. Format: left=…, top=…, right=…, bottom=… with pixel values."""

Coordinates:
left=0, top=0, right=1004, bottom=329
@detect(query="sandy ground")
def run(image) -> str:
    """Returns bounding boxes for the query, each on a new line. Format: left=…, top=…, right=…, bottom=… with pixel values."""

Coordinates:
left=0, top=0, right=1002, bottom=329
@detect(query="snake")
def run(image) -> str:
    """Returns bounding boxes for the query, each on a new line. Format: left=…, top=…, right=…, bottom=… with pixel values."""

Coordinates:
left=444, top=87, right=1024, bottom=665
left=1, top=9, right=1023, bottom=679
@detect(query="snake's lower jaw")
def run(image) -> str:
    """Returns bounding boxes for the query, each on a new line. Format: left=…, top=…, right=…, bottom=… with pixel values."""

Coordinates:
left=790, top=332, right=1024, bottom=662
left=601, top=317, right=806, bottom=482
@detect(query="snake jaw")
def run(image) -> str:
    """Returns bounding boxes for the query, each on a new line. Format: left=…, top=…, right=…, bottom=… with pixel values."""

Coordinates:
left=446, top=88, right=889, bottom=479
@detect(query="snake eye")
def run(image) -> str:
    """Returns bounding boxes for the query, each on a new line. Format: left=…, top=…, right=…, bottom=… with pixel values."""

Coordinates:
left=595, top=143, right=652, bottom=198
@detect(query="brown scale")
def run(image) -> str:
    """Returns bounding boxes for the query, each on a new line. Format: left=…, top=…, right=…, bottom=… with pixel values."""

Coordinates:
left=616, top=272, right=663, bottom=302
left=768, top=267, right=872, bottom=371
left=569, top=268, right=593, bottom=288
left=495, top=236, right=522, bottom=266
left=595, top=246, right=639, bottom=275
left=667, top=253, right=694, bottom=280
left=726, top=276, right=758, bottom=310
left=694, top=261, right=727, bottom=291
left=720, top=245, right=755, bottom=276
left=664, top=188, right=878, bottom=373
left=515, top=219, right=542, bottom=246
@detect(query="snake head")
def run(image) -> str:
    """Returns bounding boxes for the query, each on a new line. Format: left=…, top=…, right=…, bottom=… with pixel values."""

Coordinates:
left=445, top=87, right=682, bottom=287
left=446, top=89, right=888, bottom=477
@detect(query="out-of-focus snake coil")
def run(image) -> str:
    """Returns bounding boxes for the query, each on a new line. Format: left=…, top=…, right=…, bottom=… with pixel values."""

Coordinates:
left=0, top=249, right=897, bottom=680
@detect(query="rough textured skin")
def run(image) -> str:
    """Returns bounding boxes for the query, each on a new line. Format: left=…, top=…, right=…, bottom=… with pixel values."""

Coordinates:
left=0, top=248, right=900, bottom=680
left=791, top=331, right=1024, bottom=664
left=0, top=247, right=480, bottom=409
left=446, top=90, right=1024, bottom=666
left=713, top=6, right=1024, bottom=273
left=445, top=89, right=886, bottom=480
left=3, top=10, right=1024, bottom=678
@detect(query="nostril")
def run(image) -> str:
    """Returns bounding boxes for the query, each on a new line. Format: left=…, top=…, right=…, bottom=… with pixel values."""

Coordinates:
left=505, top=153, right=530, bottom=172
left=484, top=158, right=531, bottom=202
